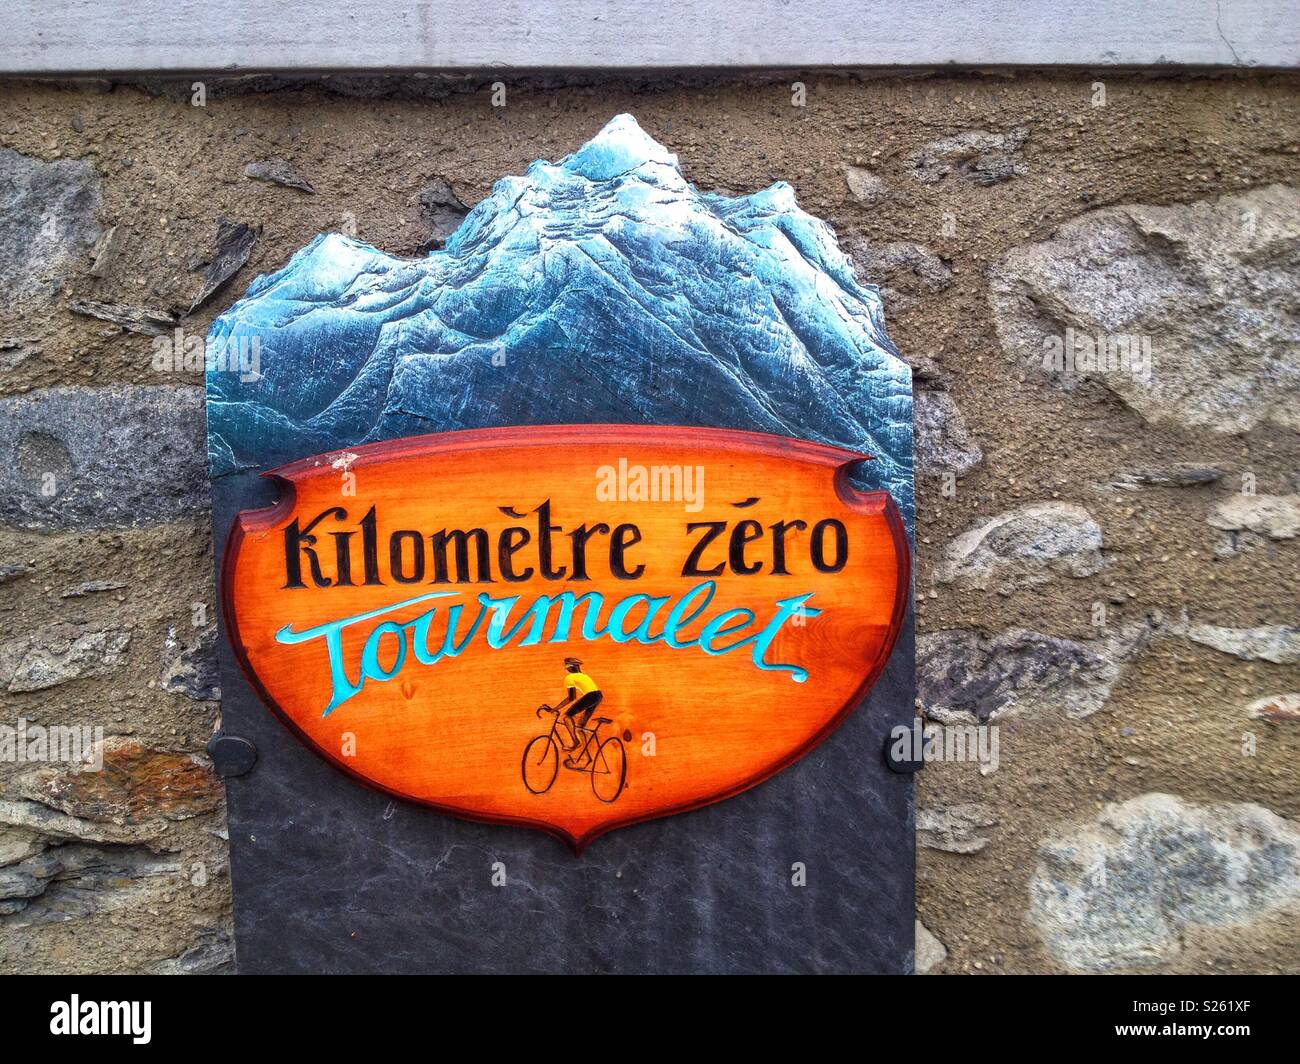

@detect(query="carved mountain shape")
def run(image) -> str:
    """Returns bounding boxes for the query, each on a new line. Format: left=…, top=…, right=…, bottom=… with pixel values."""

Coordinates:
left=206, top=114, right=913, bottom=528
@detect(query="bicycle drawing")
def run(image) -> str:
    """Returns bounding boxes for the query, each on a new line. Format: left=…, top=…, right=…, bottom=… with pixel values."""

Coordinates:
left=522, top=705, right=628, bottom=803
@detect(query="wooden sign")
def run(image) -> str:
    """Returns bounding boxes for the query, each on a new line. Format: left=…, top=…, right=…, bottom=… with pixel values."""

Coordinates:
left=222, top=424, right=908, bottom=850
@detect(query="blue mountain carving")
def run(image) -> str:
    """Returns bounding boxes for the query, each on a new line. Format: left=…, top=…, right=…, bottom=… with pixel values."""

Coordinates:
left=206, top=113, right=913, bottom=526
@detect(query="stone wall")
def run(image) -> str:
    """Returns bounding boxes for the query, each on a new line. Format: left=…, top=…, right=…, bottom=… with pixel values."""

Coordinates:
left=0, top=71, right=1296, bottom=974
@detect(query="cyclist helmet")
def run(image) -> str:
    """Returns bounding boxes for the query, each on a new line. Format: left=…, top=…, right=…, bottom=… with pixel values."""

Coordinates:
left=563, top=656, right=583, bottom=668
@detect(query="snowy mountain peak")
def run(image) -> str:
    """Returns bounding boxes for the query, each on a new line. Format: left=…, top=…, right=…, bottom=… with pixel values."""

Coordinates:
left=207, top=115, right=913, bottom=527
left=564, top=113, right=681, bottom=180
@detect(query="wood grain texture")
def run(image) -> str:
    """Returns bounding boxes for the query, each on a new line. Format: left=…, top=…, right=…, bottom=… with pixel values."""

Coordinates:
left=223, top=424, right=909, bottom=850
left=2, top=0, right=1295, bottom=73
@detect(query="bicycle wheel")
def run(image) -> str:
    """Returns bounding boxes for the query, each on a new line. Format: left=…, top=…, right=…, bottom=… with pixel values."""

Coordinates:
left=590, top=737, right=627, bottom=803
left=522, top=735, right=559, bottom=794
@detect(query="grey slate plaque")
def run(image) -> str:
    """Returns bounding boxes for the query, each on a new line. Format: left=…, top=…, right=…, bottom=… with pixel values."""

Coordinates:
left=207, top=115, right=915, bottom=973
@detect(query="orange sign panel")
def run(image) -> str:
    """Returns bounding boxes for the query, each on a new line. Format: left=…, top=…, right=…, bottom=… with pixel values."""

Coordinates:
left=222, top=425, right=909, bottom=850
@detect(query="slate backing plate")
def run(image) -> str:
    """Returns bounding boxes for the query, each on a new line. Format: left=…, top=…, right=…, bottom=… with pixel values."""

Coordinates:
left=213, top=466, right=914, bottom=974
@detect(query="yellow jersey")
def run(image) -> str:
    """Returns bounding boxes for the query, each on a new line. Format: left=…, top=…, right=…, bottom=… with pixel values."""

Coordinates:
left=565, top=671, right=599, bottom=695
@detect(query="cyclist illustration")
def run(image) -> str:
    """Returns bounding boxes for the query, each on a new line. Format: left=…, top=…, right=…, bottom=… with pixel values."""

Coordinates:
left=555, top=657, right=602, bottom=761
left=522, top=657, right=627, bottom=803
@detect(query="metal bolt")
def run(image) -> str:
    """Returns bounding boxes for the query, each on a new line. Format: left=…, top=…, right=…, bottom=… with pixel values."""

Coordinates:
left=207, top=732, right=257, bottom=777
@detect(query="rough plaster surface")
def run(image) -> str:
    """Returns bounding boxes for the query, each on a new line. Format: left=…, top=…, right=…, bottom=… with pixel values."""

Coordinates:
left=0, top=70, right=1297, bottom=974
